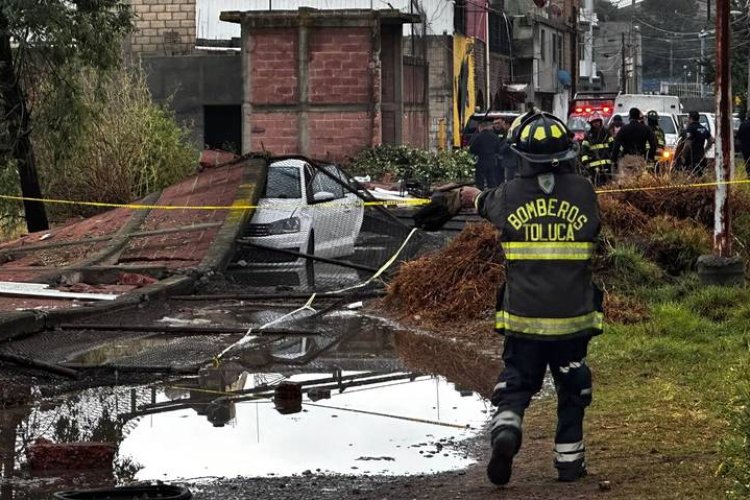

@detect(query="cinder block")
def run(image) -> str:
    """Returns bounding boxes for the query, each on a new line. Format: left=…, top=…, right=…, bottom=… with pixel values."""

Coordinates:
left=157, top=12, right=172, bottom=20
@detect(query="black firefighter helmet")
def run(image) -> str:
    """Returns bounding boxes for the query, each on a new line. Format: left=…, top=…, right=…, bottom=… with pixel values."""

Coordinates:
left=510, top=112, right=578, bottom=164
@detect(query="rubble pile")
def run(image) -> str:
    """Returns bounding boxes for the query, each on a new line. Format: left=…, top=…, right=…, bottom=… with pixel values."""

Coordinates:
left=386, top=174, right=750, bottom=328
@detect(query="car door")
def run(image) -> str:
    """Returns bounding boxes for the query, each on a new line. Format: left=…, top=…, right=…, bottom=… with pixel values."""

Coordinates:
left=327, top=165, right=364, bottom=253
left=308, top=166, right=347, bottom=258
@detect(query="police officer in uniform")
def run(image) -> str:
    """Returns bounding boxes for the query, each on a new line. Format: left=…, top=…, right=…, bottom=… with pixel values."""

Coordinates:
left=472, top=112, right=603, bottom=485
left=678, top=111, right=713, bottom=176
left=579, top=112, right=614, bottom=185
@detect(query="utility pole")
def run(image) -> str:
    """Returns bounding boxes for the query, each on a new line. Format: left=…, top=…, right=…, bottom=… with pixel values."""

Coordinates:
left=714, top=0, right=732, bottom=257
left=669, top=39, right=673, bottom=83
left=697, top=0, right=744, bottom=286
left=700, top=30, right=708, bottom=98
left=621, top=32, right=627, bottom=92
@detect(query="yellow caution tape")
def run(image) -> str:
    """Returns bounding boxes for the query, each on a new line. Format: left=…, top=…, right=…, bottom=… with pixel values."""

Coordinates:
left=1, top=178, right=749, bottom=212
left=595, top=178, right=750, bottom=194
left=0, top=193, right=429, bottom=211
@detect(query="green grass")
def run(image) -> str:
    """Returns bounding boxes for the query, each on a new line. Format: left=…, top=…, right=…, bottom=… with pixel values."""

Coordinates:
left=589, top=278, right=750, bottom=497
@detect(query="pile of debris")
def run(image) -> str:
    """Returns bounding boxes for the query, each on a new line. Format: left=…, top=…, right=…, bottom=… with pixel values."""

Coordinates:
left=385, top=174, right=750, bottom=328
left=385, top=222, right=503, bottom=325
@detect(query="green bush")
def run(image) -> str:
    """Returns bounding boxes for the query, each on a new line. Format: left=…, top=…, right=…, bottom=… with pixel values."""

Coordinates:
left=348, top=144, right=475, bottom=184
left=644, top=216, right=711, bottom=275
left=600, top=241, right=663, bottom=292
left=32, top=67, right=199, bottom=219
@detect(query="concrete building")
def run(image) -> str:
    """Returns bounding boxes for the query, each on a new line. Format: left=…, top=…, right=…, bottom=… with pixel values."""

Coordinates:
left=505, top=0, right=580, bottom=117
left=590, top=22, right=642, bottom=94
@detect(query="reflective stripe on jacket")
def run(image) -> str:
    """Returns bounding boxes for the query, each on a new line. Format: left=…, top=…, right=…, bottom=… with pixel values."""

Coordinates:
left=477, top=172, right=603, bottom=341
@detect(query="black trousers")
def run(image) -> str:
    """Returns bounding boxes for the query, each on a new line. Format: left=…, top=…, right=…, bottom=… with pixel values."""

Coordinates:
left=475, top=161, right=504, bottom=190
left=489, top=335, right=592, bottom=467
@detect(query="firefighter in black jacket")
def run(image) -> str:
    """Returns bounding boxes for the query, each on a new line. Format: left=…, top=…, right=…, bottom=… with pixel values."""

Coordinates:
left=611, top=107, right=658, bottom=168
left=473, top=112, right=603, bottom=486
left=579, top=112, right=614, bottom=185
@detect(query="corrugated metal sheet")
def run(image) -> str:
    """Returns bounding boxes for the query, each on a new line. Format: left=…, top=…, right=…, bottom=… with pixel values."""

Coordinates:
left=196, top=0, right=452, bottom=40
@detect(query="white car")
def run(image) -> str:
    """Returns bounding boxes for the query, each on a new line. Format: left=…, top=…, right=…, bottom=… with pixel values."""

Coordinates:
left=243, top=159, right=364, bottom=266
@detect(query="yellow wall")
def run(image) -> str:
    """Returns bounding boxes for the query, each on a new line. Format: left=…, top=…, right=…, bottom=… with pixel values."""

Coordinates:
left=453, top=34, right=476, bottom=147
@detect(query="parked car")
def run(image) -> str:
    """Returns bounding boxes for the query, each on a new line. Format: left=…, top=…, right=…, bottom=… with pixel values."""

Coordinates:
left=460, top=111, right=521, bottom=147
left=243, top=159, right=365, bottom=267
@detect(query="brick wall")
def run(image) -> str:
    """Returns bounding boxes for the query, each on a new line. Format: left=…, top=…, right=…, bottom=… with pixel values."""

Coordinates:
left=309, top=29, right=371, bottom=104
left=129, top=0, right=196, bottom=56
left=249, top=113, right=298, bottom=155
left=243, top=18, right=383, bottom=162
left=308, top=112, right=373, bottom=160
left=250, top=29, right=298, bottom=104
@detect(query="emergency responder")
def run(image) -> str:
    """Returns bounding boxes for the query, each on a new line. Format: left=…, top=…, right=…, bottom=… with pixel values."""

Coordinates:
left=579, top=113, right=614, bottom=185
left=608, top=115, right=624, bottom=137
left=677, top=111, right=713, bottom=176
left=645, top=110, right=667, bottom=172
left=737, top=113, right=750, bottom=176
left=470, top=119, right=504, bottom=189
left=470, top=112, right=603, bottom=486
left=611, top=108, right=657, bottom=176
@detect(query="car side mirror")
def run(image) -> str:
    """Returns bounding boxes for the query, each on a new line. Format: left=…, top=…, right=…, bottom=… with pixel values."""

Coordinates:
left=313, top=191, right=335, bottom=203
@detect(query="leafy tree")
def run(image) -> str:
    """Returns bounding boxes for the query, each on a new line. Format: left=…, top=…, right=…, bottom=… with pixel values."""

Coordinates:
left=0, top=1, right=132, bottom=232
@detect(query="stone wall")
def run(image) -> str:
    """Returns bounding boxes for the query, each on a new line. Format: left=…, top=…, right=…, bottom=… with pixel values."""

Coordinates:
left=128, top=0, right=196, bottom=56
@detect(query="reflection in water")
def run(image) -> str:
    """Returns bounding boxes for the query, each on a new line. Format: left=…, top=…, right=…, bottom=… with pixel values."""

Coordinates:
left=118, top=374, right=489, bottom=480
left=395, top=332, right=500, bottom=399
left=64, top=336, right=173, bottom=366
left=0, top=317, right=503, bottom=497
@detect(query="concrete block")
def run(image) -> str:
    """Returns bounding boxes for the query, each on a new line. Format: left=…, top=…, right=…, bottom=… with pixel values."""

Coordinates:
left=150, top=4, right=166, bottom=12
left=173, top=12, right=188, bottom=20
left=150, top=19, right=166, bottom=28
left=697, top=255, right=746, bottom=286
left=157, top=12, right=172, bottom=20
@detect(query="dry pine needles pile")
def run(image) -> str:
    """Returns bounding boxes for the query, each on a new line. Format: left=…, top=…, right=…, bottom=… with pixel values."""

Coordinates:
left=385, top=222, right=503, bottom=324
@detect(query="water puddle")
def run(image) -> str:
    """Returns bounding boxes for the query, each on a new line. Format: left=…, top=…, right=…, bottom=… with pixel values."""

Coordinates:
left=0, top=320, right=505, bottom=498
left=119, top=373, right=489, bottom=479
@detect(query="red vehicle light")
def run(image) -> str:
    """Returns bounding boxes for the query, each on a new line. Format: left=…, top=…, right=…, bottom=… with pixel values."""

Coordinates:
left=575, top=107, right=583, bottom=113
left=585, top=107, right=592, bottom=113
left=602, top=106, right=611, bottom=113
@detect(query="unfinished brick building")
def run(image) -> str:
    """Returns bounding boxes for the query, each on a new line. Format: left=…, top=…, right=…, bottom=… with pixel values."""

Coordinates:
left=221, top=8, right=426, bottom=162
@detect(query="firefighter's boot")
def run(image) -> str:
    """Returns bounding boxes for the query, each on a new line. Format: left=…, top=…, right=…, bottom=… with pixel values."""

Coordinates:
left=487, top=428, right=521, bottom=486
left=556, top=457, right=586, bottom=482
left=554, top=441, right=587, bottom=482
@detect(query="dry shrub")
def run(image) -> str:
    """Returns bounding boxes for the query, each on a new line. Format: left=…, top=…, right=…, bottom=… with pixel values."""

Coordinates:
left=605, top=173, right=750, bottom=228
left=615, top=155, right=648, bottom=181
left=598, top=196, right=650, bottom=237
left=385, top=222, right=503, bottom=322
left=604, top=291, right=650, bottom=324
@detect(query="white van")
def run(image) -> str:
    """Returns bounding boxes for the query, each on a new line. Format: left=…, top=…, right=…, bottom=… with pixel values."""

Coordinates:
left=614, top=94, right=682, bottom=115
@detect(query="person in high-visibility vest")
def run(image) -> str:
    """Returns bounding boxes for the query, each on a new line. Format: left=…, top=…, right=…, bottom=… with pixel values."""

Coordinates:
left=579, top=112, right=614, bottom=185
left=468, top=112, right=602, bottom=486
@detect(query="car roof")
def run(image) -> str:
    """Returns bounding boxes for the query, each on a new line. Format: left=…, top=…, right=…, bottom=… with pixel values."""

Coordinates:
left=470, top=111, right=520, bottom=118
left=269, top=159, right=308, bottom=169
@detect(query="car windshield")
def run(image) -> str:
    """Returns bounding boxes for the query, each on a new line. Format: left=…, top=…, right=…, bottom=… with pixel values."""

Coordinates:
left=659, top=116, right=676, bottom=134
left=567, top=116, right=590, bottom=132
left=264, top=167, right=302, bottom=199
